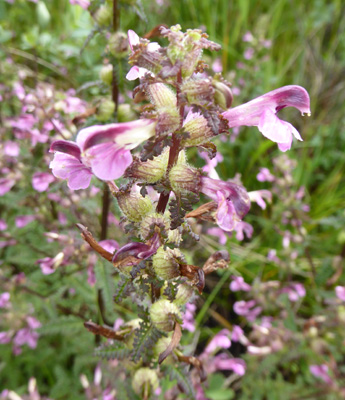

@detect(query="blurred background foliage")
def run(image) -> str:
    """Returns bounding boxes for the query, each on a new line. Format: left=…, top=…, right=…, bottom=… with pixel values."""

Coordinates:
left=1, top=0, right=345, bottom=399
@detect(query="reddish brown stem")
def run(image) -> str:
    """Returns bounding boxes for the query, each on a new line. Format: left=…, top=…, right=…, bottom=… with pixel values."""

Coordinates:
left=156, top=70, right=184, bottom=214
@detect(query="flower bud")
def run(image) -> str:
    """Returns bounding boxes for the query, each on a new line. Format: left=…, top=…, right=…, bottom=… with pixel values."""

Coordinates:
left=94, top=5, right=112, bottom=27
left=139, top=212, right=170, bottom=240
left=182, top=112, right=214, bottom=147
left=152, top=246, right=182, bottom=280
left=150, top=299, right=181, bottom=332
left=117, top=104, right=137, bottom=123
left=153, top=335, right=173, bottom=359
left=116, top=192, right=153, bottom=223
left=167, top=228, right=183, bottom=246
left=181, top=79, right=214, bottom=106
left=108, top=32, right=129, bottom=58
left=169, top=164, right=201, bottom=193
left=213, top=79, right=233, bottom=109
left=99, top=64, right=113, bottom=85
left=97, top=99, right=115, bottom=121
left=173, top=283, right=194, bottom=306
left=147, top=83, right=180, bottom=134
left=125, top=148, right=169, bottom=183
left=132, top=368, right=159, bottom=397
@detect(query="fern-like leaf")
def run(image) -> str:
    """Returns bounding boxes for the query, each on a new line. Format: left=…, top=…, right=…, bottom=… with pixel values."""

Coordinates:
left=131, top=321, right=163, bottom=363
left=95, top=342, right=131, bottom=360
left=166, top=365, right=196, bottom=399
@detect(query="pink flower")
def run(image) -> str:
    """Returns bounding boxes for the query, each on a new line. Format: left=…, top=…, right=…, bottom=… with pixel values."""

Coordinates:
left=15, top=215, right=35, bottom=228
left=0, top=292, right=10, bottom=308
left=213, top=354, right=246, bottom=376
left=37, top=252, right=64, bottom=275
left=32, top=172, right=55, bottom=192
left=126, top=30, right=159, bottom=81
left=0, top=178, right=15, bottom=196
left=233, top=300, right=262, bottom=321
left=222, top=85, right=310, bottom=151
left=205, top=329, right=231, bottom=354
left=230, top=276, right=251, bottom=292
left=310, top=365, right=332, bottom=384
left=4, top=141, right=20, bottom=157
left=0, top=219, right=7, bottom=231
left=207, top=227, right=228, bottom=245
left=248, top=189, right=272, bottom=210
left=234, top=221, right=253, bottom=241
left=182, top=303, right=196, bottom=332
left=335, top=286, right=345, bottom=301
left=69, top=0, right=90, bottom=9
left=257, top=167, right=275, bottom=182
left=200, top=177, right=250, bottom=232
left=49, top=141, right=93, bottom=190
left=0, top=332, right=11, bottom=344
left=50, top=119, right=156, bottom=187
left=281, top=283, right=306, bottom=302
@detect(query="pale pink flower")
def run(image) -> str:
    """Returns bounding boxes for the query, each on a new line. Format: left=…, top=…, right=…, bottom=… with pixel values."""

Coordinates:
left=0, top=292, right=10, bottom=308
left=0, top=178, right=15, bottom=196
left=244, top=47, right=255, bottom=60
left=223, top=85, right=310, bottom=151
left=0, top=219, right=7, bottom=231
left=257, top=167, right=275, bottom=182
left=310, top=364, right=332, bottom=384
left=32, top=172, right=55, bottom=192
left=69, top=0, right=90, bottom=9
left=233, top=300, right=262, bottom=321
left=213, top=354, right=246, bottom=375
left=126, top=30, right=159, bottom=81
left=205, top=329, right=231, bottom=354
left=230, top=276, right=251, bottom=292
left=207, top=227, right=228, bottom=245
left=50, top=119, right=156, bottom=187
left=15, top=215, right=35, bottom=228
left=200, top=177, right=250, bottom=232
left=242, top=31, right=254, bottom=42
left=182, top=303, right=196, bottom=332
left=234, top=221, right=253, bottom=241
left=335, top=286, right=345, bottom=301
left=3, top=141, right=20, bottom=157
left=248, top=189, right=272, bottom=209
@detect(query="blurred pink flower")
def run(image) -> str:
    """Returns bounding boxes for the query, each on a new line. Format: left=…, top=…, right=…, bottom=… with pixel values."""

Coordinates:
left=0, top=292, right=10, bottom=308
left=4, top=141, right=20, bottom=157
left=335, top=286, right=345, bottom=301
left=310, top=364, right=332, bottom=384
left=15, top=215, right=35, bottom=228
left=0, top=178, right=15, bottom=196
left=182, top=303, right=196, bottom=332
left=248, top=190, right=272, bottom=209
left=200, top=177, right=250, bottom=232
left=257, top=167, right=275, bottom=182
left=69, top=0, right=90, bottom=9
left=32, top=172, right=55, bottom=192
left=0, top=219, right=7, bottom=231
left=223, top=85, right=310, bottom=151
left=213, top=354, right=246, bottom=375
left=233, top=300, right=262, bottom=321
left=244, top=47, right=255, bottom=60
left=230, top=276, right=251, bottom=292
left=205, top=329, right=231, bottom=354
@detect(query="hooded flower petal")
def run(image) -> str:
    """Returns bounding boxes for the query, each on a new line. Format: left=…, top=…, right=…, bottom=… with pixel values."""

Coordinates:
left=50, top=153, right=92, bottom=190
left=199, top=177, right=250, bottom=232
left=79, top=120, right=156, bottom=180
left=82, top=119, right=156, bottom=151
left=86, top=144, right=133, bottom=181
left=222, top=85, right=310, bottom=150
